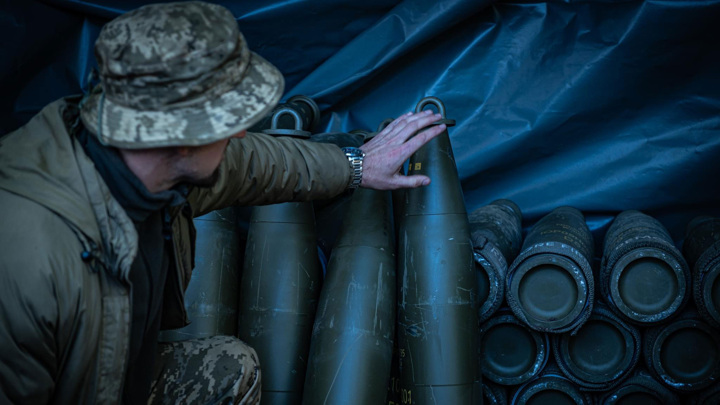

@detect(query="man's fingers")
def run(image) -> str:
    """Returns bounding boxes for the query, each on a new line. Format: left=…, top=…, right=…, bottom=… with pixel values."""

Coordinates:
left=360, top=110, right=447, bottom=191
left=375, top=112, right=415, bottom=139
left=392, top=114, right=444, bottom=146
left=374, top=113, right=410, bottom=140
left=375, top=111, right=438, bottom=144
left=397, top=123, right=446, bottom=162
left=393, top=174, right=431, bottom=189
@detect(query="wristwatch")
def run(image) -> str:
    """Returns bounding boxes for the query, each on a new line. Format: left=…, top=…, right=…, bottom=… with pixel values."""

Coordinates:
left=341, top=147, right=365, bottom=189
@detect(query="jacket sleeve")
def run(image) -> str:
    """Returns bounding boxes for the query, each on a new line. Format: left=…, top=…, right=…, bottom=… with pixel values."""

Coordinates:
left=187, top=131, right=352, bottom=217
left=0, top=203, right=60, bottom=404
left=0, top=190, right=100, bottom=404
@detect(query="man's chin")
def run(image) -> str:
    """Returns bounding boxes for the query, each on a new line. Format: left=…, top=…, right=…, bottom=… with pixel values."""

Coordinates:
left=181, top=168, right=221, bottom=189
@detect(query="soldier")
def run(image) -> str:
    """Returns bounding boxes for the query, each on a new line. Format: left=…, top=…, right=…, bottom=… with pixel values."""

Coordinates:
left=0, top=2, right=445, bottom=404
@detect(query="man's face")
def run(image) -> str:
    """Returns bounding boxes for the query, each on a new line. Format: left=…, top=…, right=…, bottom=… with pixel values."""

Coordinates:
left=177, top=130, right=246, bottom=188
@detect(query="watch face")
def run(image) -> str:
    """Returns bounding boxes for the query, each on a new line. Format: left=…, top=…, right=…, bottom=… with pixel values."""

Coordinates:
left=342, top=147, right=364, bottom=157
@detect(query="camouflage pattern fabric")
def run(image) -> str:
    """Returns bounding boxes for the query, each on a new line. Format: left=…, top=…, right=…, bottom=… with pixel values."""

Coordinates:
left=148, top=336, right=261, bottom=405
left=80, top=1, right=284, bottom=149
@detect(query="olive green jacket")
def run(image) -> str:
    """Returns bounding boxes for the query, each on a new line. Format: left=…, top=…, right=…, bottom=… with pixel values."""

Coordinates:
left=0, top=97, right=350, bottom=404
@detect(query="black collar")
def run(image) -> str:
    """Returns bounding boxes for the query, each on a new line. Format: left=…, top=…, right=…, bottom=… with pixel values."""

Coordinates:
left=77, top=128, right=188, bottom=223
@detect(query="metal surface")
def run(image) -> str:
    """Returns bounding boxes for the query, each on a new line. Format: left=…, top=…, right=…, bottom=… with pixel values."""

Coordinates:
left=303, top=187, right=396, bottom=404
left=597, top=369, right=679, bottom=405
left=482, top=380, right=508, bottom=405
left=469, top=199, right=523, bottom=322
left=689, top=382, right=720, bottom=405
left=509, top=364, right=592, bottom=405
left=237, top=105, right=321, bottom=404
left=248, top=94, right=320, bottom=135
left=480, top=308, right=549, bottom=386
left=397, top=96, right=479, bottom=403
left=159, top=207, right=242, bottom=342
left=643, top=309, right=720, bottom=392
left=386, top=328, right=403, bottom=405
left=311, top=129, right=366, bottom=261
left=262, top=107, right=311, bottom=138
left=683, top=216, right=720, bottom=328
left=469, top=199, right=523, bottom=261
left=506, top=206, right=594, bottom=333
left=601, top=210, right=690, bottom=325
left=552, top=303, right=641, bottom=390
left=237, top=202, right=320, bottom=404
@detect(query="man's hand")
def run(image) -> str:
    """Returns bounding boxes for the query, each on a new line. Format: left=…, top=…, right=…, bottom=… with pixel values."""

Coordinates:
left=359, top=110, right=446, bottom=190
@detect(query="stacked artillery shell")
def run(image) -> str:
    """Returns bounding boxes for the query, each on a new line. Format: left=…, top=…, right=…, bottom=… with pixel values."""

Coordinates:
left=600, top=210, right=690, bottom=325
left=377, top=119, right=404, bottom=248
left=480, top=308, right=549, bottom=386
left=159, top=207, right=242, bottom=341
left=303, top=186, right=396, bottom=404
left=238, top=203, right=319, bottom=404
left=552, top=302, right=641, bottom=391
left=483, top=380, right=509, bottom=405
left=469, top=199, right=523, bottom=323
left=238, top=105, right=319, bottom=404
left=372, top=120, right=405, bottom=405
left=506, top=206, right=595, bottom=333
left=397, top=97, right=479, bottom=403
left=510, top=363, right=593, bottom=405
left=164, top=97, right=321, bottom=345
left=247, top=94, right=320, bottom=134
left=642, top=308, right=720, bottom=392
left=308, top=131, right=365, bottom=148
left=311, top=130, right=366, bottom=262
left=596, top=368, right=680, bottom=404
left=386, top=336, right=402, bottom=405
left=688, top=382, right=720, bottom=405
left=682, top=216, right=720, bottom=328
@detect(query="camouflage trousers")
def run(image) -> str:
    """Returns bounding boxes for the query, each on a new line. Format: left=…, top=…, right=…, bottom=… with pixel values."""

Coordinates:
left=148, top=336, right=261, bottom=405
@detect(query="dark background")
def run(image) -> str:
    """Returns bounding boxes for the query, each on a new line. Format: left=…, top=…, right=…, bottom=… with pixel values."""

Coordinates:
left=2, top=0, right=720, bottom=246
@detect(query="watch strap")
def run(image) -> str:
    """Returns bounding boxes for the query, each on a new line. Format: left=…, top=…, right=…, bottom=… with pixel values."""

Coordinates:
left=341, top=147, right=365, bottom=189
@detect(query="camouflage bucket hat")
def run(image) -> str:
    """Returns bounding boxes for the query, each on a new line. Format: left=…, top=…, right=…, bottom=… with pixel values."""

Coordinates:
left=80, top=1, right=284, bottom=148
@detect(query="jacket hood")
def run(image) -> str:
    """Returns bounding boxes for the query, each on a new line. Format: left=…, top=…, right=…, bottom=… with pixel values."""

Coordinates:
left=0, top=97, right=137, bottom=273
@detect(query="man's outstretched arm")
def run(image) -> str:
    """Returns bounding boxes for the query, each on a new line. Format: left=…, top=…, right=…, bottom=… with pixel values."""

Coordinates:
left=188, top=110, right=445, bottom=215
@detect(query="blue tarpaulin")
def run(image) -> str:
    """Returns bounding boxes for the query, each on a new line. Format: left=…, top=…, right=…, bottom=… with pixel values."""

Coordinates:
left=2, top=0, right=720, bottom=244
